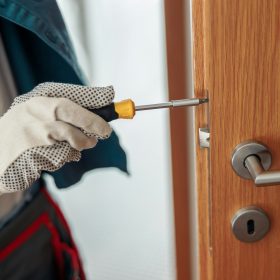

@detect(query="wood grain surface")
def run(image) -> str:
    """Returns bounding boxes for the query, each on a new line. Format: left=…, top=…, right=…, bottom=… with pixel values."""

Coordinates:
left=193, top=0, right=280, bottom=279
left=192, top=0, right=212, bottom=279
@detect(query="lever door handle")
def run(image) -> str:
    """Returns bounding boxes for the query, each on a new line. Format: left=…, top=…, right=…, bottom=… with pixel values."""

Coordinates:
left=244, top=155, right=280, bottom=186
left=231, top=141, right=280, bottom=186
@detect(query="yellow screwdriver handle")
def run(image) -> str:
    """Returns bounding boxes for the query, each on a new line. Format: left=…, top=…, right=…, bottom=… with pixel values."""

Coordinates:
left=114, top=99, right=135, bottom=119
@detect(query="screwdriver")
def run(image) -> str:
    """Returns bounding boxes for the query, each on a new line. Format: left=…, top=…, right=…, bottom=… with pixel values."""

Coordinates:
left=90, top=98, right=208, bottom=122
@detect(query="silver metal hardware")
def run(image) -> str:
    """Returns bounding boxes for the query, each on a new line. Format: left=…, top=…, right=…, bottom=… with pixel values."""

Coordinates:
left=135, top=98, right=208, bottom=111
left=231, top=206, right=270, bottom=242
left=231, top=140, right=280, bottom=186
left=245, top=155, right=280, bottom=186
left=199, top=128, right=210, bottom=148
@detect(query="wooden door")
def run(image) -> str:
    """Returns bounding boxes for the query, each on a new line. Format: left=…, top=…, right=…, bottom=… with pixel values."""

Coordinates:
left=193, top=0, right=280, bottom=279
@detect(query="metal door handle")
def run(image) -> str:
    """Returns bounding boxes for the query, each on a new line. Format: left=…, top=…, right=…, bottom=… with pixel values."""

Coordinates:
left=245, top=155, right=280, bottom=186
left=231, top=141, right=280, bottom=186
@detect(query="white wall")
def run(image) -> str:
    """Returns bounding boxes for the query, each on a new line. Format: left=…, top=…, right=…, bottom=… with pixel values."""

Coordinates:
left=49, top=1, right=176, bottom=279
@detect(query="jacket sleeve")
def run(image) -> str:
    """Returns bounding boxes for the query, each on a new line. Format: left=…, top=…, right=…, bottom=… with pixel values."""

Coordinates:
left=0, top=0, right=128, bottom=188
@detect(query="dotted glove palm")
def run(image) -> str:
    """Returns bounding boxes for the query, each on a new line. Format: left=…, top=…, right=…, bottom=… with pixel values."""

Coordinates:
left=0, top=82, right=114, bottom=194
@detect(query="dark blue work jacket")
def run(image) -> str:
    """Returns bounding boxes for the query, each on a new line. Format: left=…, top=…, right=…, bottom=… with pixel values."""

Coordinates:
left=0, top=0, right=127, bottom=188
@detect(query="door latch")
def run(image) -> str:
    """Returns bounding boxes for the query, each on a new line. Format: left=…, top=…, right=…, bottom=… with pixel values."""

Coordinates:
left=199, top=128, right=210, bottom=148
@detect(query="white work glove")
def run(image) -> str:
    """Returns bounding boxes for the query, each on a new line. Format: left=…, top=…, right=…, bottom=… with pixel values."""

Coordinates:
left=0, top=82, right=114, bottom=194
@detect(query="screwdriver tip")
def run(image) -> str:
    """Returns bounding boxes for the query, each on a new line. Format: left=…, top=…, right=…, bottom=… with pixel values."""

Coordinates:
left=199, top=98, right=209, bottom=104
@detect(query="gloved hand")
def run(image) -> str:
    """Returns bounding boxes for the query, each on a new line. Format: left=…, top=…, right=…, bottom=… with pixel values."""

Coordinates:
left=0, top=82, right=114, bottom=194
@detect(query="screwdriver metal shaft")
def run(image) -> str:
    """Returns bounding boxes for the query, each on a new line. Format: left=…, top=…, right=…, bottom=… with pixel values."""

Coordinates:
left=135, top=98, right=208, bottom=111
left=91, top=98, right=208, bottom=122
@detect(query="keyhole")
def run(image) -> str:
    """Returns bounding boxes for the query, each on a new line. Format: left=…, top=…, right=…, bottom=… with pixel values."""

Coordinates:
left=247, top=219, right=255, bottom=235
